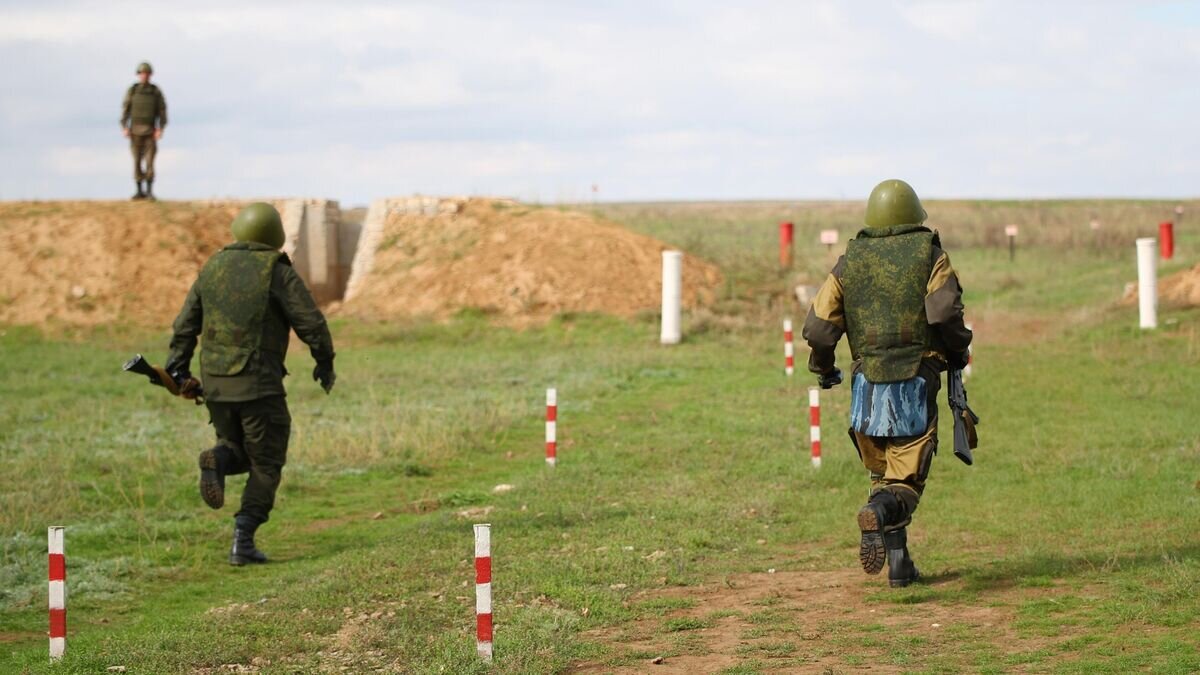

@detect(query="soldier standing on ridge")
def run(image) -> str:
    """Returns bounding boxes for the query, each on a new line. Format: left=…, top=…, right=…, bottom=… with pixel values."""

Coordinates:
left=163, top=203, right=337, bottom=565
left=803, top=179, right=972, bottom=588
left=120, top=61, right=167, bottom=201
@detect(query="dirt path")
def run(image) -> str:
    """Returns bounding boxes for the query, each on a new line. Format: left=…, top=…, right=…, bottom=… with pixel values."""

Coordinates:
left=573, top=566, right=1026, bottom=674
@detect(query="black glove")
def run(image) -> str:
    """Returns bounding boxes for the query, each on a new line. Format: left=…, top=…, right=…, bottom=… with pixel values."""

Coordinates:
left=313, top=359, right=336, bottom=394
left=818, top=367, right=843, bottom=389
left=168, top=368, right=202, bottom=399
left=947, top=349, right=970, bottom=370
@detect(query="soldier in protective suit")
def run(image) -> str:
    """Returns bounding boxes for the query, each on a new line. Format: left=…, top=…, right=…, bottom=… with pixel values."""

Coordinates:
left=120, top=62, right=167, bottom=200
left=164, top=203, right=336, bottom=565
left=803, top=179, right=971, bottom=588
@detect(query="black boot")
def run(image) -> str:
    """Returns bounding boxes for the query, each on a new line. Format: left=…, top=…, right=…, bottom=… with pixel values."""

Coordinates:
left=885, top=528, right=920, bottom=588
left=229, top=518, right=268, bottom=566
left=856, top=491, right=904, bottom=575
left=132, top=181, right=145, bottom=200
left=144, top=179, right=155, bottom=201
left=198, top=446, right=227, bottom=509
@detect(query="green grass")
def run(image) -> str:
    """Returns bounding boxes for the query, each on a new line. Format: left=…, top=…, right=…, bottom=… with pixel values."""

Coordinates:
left=3, top=200, right=1200, bottom=672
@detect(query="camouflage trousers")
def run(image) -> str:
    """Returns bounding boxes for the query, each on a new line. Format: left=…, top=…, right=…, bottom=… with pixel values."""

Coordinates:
left=849, top=361, right=941, bottom=518
left=130, top=133, right=157, bottom=182
left=206, top=395, right=291, bottom=527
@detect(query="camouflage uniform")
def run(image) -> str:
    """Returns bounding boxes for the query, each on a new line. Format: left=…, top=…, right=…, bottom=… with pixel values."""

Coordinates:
left=803, top=180, right=971, bottom=587
left=167, top=240, right=335, bottom=563
left=120, top=81, right=167, bottom=195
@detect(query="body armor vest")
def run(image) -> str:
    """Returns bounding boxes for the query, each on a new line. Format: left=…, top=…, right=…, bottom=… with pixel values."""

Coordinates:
left=198, top=245, right=286, bottom=376
left=129, top=84, right=160, bottom=124
left=842, top=225, right=936, bottom=382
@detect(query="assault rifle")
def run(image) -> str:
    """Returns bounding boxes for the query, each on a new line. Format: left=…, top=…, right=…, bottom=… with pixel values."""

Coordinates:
left=123, top=354, right=204, bottom=404
left=947, top=369, right=979, bottom=465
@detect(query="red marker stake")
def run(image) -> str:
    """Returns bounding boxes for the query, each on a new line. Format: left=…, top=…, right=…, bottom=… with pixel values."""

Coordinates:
left=49, top=526, right=65, bottom=661
left=545, top=388, right=557, bottom=466
left=784, top=319, right=794, bottom=376
left=474, top=524, right=493, bottom=662
left=809, top=387, right=821, bottom=468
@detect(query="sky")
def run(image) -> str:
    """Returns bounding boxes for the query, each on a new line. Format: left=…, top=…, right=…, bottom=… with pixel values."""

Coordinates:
left=1, top=0, right=1198, bottom=205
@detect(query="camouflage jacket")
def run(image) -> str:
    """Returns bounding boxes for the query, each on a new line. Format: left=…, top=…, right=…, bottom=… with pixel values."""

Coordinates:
left=166, top=242, right=335, bottom=402
left=802, top=227, right=972, bottom=382
left=121, top=83, right=167, bottom=136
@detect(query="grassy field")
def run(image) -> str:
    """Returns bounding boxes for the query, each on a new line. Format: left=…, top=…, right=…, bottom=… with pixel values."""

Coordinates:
left=2, top=200, right=1199, bottom=673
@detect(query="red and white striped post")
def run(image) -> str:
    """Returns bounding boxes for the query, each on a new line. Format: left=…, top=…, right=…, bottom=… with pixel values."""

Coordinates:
left=963, top=322, right=974, bottom=380
left=783, top=319, right=794, bottom=376
left=808, top=387, right=821, bottom=468
left=474, top=523, right=493, bottom=662
left=48, top=526, right=66, bottom=661
left=545, top=388, right=557, bottom=466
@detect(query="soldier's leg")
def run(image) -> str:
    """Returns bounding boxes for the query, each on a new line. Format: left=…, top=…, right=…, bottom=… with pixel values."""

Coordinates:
left=201, top=402, right=251, bottom=509
left=851, top=431, right=892, bottom=575
left=879, top=365, right=941, bottom=520
left=228, top=396, right=290, bottom=565
left=130, top=136, right=146, bottom=198
left=143, top=137, right=157, bottom=198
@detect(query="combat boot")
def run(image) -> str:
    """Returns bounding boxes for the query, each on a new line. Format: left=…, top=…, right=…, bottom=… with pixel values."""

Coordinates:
left=144, top=180, right=155, bottom=201
left=132, top=181, right=145, bottom=200
left=884, top=528, right=920, bottom=588
left=856, top=490, right=904, bottom=575
left=229, top=518, right=268, bottom=566
left=198, top=446, right=227, bottom=509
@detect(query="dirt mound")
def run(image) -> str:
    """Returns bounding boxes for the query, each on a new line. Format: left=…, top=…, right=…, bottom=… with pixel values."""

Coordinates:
left=0, top=201, right=247, bottom=327
left=338, top=199, right=721, bottom=324
left=1121, top=263, right=1200, bottom=307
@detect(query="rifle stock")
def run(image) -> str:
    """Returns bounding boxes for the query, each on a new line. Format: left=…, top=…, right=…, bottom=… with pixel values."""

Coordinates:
left=123, top=354, right=204, bottom=404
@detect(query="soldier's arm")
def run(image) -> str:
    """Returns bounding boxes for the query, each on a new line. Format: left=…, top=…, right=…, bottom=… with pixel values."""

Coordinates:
left=165, top=281, right=202, bottom=374
left=802, top=256, right=847, bottom=375
left=273, top=263, right=335, bottom=363
left=926, top=248, right=972, bottom=354
left=120, top=86, right=132, bottom=128
left=157, top=88, right=167, bottom=130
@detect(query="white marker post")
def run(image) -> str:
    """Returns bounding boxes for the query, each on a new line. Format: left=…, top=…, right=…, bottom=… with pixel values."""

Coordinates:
left=48, top=526, right=66, bottom=661
left=1136, top=238, right=1158, bottom=329
left=660, top=251, right=682, bottom=345
left=783, top=319, right=794, bottom=376
left=963, top=322, right=974, bottom=381
left=808, top=387, right=821, bottom=468
left=1005, top=224, right=1019, bottom=262
left=820, top=229, right=839, bottom=251
left=545, top=388, right=557, bottom=466
left=474, top=524, right=493, bottom=662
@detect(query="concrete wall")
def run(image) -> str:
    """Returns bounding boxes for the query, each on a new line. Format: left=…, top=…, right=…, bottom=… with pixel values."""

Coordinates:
left=343, top=196, right=466, bottom=302
left=277, top=198, right=345, bottom=305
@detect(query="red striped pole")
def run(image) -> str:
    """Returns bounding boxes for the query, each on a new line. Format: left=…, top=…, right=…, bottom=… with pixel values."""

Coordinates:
left=48, top=526, right=65, bottom=661
left=474, top=523, right=493, bottom=662
left=808, top=387, right=821, bottom=468
left=784, top=319, right=794, bottom=376
left=545, top=388, right=557, bottom=466
left=963, top=322, right=974, bottom=381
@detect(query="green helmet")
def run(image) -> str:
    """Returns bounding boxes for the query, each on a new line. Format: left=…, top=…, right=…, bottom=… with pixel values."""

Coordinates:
left=231, top=203, right=285, bottom=249
left=864, top=179, right=927, bottom=228
left=136, top=61, right=153, bottom=74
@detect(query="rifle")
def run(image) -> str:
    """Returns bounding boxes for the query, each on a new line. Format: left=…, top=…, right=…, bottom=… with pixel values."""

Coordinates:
left=123, top=354, right=204, bottom=404
left=947, top=369, right=979, bottom=465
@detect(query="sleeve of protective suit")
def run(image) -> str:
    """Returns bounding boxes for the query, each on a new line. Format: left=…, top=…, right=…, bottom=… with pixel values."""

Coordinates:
left=120, top=85, right=133, bottom=128
left=157, top=88, right=167, bottom=129
left=273, top=263, right=335, bottom=364
left=165, top=280, right=202, bottom=373
left=925, top=247, right=972, bottom=354
left=802, top=255, right=847, bottom=375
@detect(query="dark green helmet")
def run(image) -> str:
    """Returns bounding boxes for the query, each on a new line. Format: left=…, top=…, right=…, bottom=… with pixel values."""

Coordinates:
left=864, top=179, right=927, bottom=228
left=231, top=203, right=285, bottom=249
left=136, top=61, right=153, bottom=74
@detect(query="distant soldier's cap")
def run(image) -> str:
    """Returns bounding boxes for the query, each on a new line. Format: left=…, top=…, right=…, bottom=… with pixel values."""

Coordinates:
left=136, top=61, right=153, bottom=74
